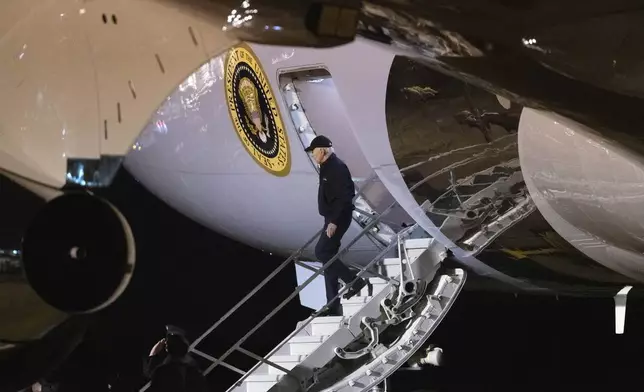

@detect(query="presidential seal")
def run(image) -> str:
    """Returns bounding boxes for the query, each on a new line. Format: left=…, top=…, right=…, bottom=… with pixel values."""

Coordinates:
left=224, top=44, right=291, bottom=176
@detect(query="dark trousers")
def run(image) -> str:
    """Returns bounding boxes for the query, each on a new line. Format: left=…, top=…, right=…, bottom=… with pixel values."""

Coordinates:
left=314, top=213, right=357, bottom=314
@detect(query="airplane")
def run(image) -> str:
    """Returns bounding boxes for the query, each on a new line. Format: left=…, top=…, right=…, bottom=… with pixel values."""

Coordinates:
left=2, top=0, right=644, bottom=390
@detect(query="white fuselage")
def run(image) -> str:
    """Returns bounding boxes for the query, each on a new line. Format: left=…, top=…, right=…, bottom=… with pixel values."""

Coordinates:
left=2, top=0, right=644, bottom=289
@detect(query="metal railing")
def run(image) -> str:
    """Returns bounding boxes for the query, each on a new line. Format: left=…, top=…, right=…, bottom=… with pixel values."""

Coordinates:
left=140, top=161, right=450, bottom=392
left=199, top=193, right=406, bottom=377
left=187, top=172, right=378, bottom=351
left=219, top=224, right=418, bottom=389
left=294, top=259, right=395, bottom=284
left=139, top=173, right=397, bottom=392
left=351, top=177, right=398, bottom=250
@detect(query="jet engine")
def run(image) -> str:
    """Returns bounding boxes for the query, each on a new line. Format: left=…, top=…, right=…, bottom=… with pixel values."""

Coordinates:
left=0, top=191, right=135, bottom=392
left=21, top=192, right=136, bottom=314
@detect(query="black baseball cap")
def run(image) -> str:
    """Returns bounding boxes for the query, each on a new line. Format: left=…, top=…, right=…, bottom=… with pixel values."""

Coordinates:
left=304, top=135, right=332, bottom=152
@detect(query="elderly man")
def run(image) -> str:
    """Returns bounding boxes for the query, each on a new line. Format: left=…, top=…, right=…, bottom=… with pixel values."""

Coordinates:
left=305, top=135, right=368, bottom=316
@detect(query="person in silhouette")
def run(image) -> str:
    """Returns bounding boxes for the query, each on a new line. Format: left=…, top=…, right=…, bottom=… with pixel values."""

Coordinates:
left=305, top=135, right=368, bottom=316
left=145, top=325, right=208, bottom=392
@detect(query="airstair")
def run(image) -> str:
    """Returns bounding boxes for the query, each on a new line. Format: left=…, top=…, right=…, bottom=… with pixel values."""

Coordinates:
left=140, top=178, right=466, bottom=392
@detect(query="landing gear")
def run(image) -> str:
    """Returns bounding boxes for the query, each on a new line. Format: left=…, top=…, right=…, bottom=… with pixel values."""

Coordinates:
left=21, top=193, right=135, bottom=314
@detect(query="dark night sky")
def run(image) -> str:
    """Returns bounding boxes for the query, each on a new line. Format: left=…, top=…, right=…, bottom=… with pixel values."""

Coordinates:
left=3, top=170, right=644, bottom=391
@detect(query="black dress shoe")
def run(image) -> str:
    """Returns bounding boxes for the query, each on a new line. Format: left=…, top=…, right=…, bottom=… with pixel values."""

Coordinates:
left=342, top=278, right=369, bottom=300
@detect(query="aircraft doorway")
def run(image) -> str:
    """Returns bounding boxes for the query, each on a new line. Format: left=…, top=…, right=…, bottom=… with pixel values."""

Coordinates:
left=278, top=68, right=411, bottom=235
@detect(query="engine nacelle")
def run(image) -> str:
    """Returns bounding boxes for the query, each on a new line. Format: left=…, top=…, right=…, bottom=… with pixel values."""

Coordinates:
left=21, top=193, right=135, bottom=314
left=519, top=108, right=644, bottom=283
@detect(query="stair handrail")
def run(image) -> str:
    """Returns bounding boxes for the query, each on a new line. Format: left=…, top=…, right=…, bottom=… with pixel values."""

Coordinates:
left=139, top=159, right=454, bottom=392
left=139, top=174, right=385, bottom=392
left=198, top=192, right=407, bottom=376
left=219, top=224, right=419, bottom=389
left=194, top=164, right=444, bottom=377
left=190, top=172, right=379, bottom=350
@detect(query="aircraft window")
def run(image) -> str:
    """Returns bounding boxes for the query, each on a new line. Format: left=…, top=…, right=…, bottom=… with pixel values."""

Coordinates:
left=102, top=14, right=108, bottom=24
left=112, top=14, right=118, bottom=25
left=189, top=26, right=199, bottom=46
left=155, top=54, right=166, bottom=74
left=128, top=80, right=137, bottom=99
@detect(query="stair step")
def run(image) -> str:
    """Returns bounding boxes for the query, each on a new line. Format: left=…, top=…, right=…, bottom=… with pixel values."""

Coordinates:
left=493, top=165, right=518, bottom=175
left=431, top=196, right=460, bottom=210
left=405, top=238, right=432, bottom=249
left=382, top=257, right=401, bottom=265
left=380, top=258, right=402, bottom=277
left=343, top=277, right=392, bottom=298
left=341, top=295, right=371, bottom=305
left=341, top=295, right=371, bottom=317
left=246, top=374, right=281, bottom=392
left=311, top=316, right=343, bottom=336
left=473, top=173, right=506, bottom=183
left=461, top=183, right=493, bottom=194
left=288, top=335, right=327, bottom=355
left=363, top=277, right=390, bottom=297
left=266, top=355, right=306, bottom=375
